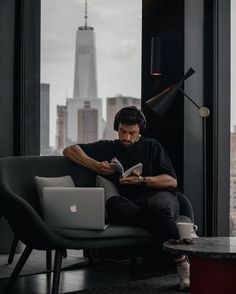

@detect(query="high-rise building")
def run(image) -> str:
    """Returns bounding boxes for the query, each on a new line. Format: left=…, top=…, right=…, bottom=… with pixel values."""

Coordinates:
left=56, top=105, right=67, bottom=152
left=66, top=0, right=103, bottom=145
left=73, top=1, right=97, bottom=98
left=105, top=95, right=141, bottom=140
left=40, top=83, right=50, bottom=155
left=67, top=98, right=103, bottom=144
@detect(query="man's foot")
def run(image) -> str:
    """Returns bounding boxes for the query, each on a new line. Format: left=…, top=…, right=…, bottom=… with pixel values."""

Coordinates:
left=176, top=257, right=190, bottom=290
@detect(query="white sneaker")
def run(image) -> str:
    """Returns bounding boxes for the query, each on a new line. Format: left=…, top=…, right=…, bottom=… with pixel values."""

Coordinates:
left=176, top=260, right=190, bottom=290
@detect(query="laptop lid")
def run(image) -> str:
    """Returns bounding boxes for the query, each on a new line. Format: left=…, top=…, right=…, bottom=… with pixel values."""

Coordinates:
left=42, top=187, right=108, bottom=230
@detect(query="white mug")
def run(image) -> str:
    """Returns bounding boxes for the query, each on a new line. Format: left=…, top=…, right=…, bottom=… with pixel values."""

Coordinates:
left=177, top=222, right=198, bottom=240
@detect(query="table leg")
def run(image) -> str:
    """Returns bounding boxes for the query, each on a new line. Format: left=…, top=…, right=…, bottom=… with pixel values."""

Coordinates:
left=190, top=256, right=236, bottom=294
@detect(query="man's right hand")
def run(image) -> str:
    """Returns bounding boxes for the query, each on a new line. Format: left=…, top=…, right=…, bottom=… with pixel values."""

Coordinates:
left=95, top=161, right=115, bottom=176
left=63, top=145, right=114, bottom=176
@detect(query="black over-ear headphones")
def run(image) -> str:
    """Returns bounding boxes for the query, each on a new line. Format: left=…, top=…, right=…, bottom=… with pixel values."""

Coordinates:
left=113, top=106, right=146, bottom=133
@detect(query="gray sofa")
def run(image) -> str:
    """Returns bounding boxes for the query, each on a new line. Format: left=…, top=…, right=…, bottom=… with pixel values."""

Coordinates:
left=0, top=156, right=194, bottom=294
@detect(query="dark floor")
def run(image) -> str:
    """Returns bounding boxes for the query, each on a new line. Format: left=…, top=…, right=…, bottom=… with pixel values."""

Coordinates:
left=0, top=265, right=130, bottom=294
left=0, top=250, right=174, bottom=294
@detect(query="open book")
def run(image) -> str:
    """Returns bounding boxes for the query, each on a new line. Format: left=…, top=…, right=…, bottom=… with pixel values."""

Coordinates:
left=110, top=157, right=143, bottom=178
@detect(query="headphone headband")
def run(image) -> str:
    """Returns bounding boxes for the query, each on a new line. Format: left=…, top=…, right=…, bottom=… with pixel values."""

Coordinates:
left=113, top=106, right=146, bottom=133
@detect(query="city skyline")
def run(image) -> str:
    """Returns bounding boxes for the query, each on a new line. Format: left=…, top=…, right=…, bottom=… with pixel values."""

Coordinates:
left=41, top=0, right=236, bottom=147
left=41, top=0, right=142, bottom=146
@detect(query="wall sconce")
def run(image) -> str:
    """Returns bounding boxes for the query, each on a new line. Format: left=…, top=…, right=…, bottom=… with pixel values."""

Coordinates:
left=150, top=37, right=162, bottom=76
left=146, top=67, right=210, bottom=117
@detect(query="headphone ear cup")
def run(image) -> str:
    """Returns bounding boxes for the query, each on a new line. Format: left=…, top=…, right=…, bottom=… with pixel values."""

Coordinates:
left=113, top=112, right=119, bottom=131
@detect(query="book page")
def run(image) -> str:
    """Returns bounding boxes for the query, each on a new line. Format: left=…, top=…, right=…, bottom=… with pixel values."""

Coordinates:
left=122, top=163, right=143, bottom=178
left=110, top=157, right=124, bottom=174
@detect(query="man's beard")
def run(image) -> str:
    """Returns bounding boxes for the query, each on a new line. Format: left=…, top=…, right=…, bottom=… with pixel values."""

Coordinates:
left=120, top=140, right=133, bottom=147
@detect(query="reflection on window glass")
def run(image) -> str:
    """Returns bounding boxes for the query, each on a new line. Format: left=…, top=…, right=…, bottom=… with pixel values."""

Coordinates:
left=230, top=0, right=236, bottom=236
left=40, top=0, right=142, bottom=155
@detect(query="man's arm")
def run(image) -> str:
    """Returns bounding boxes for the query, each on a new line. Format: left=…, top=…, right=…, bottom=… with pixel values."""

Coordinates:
left=140, top=174, right=177, bottom=188
left=119, top=173, right=177, bottom=188
left=63, top=144, right=114, bottom=176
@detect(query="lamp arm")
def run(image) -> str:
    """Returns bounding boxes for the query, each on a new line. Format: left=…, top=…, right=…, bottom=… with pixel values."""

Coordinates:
left=179, top=89, right=201, bottom=109
left=179, top=89, right=210, bottom=118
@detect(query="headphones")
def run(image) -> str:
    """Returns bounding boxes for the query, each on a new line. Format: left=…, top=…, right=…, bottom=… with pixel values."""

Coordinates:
left=113, top=106, right=146, bottom=133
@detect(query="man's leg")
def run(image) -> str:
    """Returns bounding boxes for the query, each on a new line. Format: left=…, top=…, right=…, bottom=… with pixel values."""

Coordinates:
left=143, top=191, right=180, bottom=241
left=106, top=196, right=145, bottom=227
left=143, top=191, right=189, bottom=290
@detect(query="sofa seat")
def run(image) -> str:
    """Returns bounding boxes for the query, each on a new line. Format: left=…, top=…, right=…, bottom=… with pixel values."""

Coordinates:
left=53, top=215, right=191, bottom=240
left=53, top=224, right=151, bottom=239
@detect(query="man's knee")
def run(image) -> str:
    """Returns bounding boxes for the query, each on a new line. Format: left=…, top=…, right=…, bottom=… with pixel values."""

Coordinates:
left=145, top=191, right=179, bottom=218
left=106, top=196, right=143, bottom=226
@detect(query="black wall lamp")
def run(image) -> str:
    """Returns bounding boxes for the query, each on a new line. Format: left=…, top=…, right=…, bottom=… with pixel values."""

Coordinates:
left=146, top=67, right=210, bottom=118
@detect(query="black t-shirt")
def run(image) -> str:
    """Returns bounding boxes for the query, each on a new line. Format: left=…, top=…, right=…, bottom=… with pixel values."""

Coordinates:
left=79, top=138, right=177, bottom=202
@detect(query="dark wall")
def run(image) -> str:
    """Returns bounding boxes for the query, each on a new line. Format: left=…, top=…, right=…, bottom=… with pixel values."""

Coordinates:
left=0, top=0, right=40, bottom=157
left=142, top=0, right=230, bottom=236
left=0, top=0, right=15, bottom=157
left=142, top=0, right=185, bottom=190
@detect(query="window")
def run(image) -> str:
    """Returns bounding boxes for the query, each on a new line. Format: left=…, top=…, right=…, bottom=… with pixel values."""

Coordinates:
left=230, top=0, right=236, bottom=236
left=40, top=0, right=142, bottom=154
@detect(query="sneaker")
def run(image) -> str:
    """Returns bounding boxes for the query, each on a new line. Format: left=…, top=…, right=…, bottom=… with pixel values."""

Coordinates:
left=176, top=260, right=190, bottom=290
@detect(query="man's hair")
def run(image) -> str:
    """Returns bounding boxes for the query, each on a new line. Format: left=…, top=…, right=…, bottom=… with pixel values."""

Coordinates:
left=113, top=106, right=146, bottom=132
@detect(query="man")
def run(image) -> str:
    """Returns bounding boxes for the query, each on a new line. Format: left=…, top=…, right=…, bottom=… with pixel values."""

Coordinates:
left=63, top=106, right=190, bottom=290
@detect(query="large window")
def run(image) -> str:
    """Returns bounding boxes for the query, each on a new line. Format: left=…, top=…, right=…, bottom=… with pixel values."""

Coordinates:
left=40, top=0, right=142, bottom=155
left=230, top=0, right=236, bottom=236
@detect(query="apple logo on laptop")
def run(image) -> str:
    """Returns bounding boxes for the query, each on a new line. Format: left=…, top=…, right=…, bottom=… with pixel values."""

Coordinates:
left=70, top=203, right=77, bottom=213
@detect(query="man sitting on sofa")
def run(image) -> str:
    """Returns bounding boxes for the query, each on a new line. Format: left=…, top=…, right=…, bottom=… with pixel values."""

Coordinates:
left=63, top=106, right=190, bottom=290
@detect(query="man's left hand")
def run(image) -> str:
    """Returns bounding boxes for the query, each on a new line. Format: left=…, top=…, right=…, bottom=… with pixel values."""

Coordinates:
left=119, top=173, right=142, bottom=185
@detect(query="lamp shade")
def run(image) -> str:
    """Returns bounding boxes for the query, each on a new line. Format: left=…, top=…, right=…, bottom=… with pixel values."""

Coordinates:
left=146, top=67, right=196, bottom=117
left=150, top=37, right=162, bottom=76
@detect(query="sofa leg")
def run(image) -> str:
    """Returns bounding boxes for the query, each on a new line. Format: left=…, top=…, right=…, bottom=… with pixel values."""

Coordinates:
left=63, top=249, right=67, bottom=258
left=46, top=250, right=52, bottom=272
left=51, top=250, right=63, bottom=294
left=5, top=246, right=33, bottom=292
left=8, top=235, right=19, bottom=264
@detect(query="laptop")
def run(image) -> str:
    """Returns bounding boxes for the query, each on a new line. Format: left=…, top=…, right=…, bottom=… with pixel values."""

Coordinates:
left=42, top=187, right=109, bottom=230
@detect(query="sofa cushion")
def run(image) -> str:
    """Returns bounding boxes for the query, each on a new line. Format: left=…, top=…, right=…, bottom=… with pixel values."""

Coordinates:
left=96, top=175, right=120, bottom=202
left=53, top=224, right=151, bottom=239
left=35, top=175, right=75, bottom=210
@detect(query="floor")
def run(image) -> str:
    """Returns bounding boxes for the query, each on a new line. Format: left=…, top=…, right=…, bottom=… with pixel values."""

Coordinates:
left=0, top=265, right=130, bottom=294
left=0, top=250, right=168, bottom=294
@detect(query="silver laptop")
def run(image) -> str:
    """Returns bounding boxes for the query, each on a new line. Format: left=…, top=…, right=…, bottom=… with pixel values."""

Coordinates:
left=42, top=187, right=109, bottom=230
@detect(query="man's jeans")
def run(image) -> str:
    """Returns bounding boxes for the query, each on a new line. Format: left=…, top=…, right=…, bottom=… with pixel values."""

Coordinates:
left=106, top=191, right=180, bottom=242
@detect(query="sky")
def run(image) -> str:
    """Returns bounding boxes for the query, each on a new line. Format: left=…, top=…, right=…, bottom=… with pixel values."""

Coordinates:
left=41, top=0, right=142, bottom=147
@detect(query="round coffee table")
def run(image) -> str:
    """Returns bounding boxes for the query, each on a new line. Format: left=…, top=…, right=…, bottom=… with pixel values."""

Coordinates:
left=163, top=237, right=236, bottom=294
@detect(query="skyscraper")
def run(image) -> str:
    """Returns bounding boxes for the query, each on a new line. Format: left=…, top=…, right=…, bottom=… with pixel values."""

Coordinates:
left=56, top=105, right=67, bottom=152
left=40, top=83, right=50, bottom=155
left=66, top=0, right=103, bottom=144
left=73, top=0, right=97, bottom=98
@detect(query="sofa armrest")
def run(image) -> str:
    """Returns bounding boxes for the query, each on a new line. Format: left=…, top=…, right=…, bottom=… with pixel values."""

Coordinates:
left=176, top=192, right=194, bottom=222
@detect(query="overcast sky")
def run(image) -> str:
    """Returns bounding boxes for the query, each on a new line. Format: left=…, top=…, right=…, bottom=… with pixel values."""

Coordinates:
left=41, top=0, right=142, bottom=146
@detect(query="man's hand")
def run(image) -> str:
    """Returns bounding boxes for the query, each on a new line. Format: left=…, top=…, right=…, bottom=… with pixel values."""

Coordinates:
left=119, top=172, right=142, bottom=185
left=95, top=161, right=115, bottom=176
